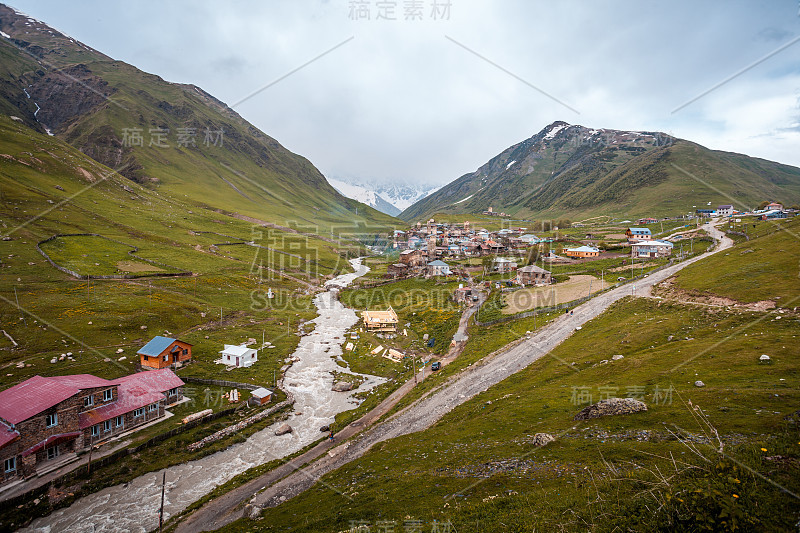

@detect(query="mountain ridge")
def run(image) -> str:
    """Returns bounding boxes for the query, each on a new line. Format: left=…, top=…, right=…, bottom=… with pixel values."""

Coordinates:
left=0, top=3, right=399, bottom=234
left=401, top=121, right=800, bottom=222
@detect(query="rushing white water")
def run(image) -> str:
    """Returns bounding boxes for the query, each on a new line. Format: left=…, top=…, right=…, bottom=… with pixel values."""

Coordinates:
left=25, top=258, right=384, bottom=533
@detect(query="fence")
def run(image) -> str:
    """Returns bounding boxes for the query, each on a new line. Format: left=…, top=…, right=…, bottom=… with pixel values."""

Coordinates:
left=36, top=233, right=192, bottom=280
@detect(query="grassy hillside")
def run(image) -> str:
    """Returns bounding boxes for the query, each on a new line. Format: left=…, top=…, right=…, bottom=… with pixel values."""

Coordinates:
left=0, top=4, right=399, bottom=234
left=224, top=295, right=800, bottom=532
left=402, top=122, right=800, bottom=223
left=0, top=115, right=360, bottom=391
left=667, top=217, right=800, bottom=305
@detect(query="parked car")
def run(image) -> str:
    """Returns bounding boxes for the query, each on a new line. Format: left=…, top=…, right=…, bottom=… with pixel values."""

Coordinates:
left=472, top=295, right=479, bottom=302
left=431, top=361, right=441, bottom=371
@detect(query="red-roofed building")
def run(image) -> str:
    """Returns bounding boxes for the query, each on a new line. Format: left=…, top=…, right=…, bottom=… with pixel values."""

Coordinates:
left=0, top=369, right=183, bottom=485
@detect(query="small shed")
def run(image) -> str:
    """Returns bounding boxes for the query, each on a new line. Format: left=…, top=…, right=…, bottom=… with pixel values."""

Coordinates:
left=218, top=344, right=258, bottom=368
left=249, top=387, right=273, bottom=406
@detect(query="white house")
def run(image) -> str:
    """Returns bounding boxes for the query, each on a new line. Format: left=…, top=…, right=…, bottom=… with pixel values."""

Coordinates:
left=218, top=344, right=258, bottom=368
left=717, top=205, right=734, bottom=217
left=427, top=260, right=452, bottom=276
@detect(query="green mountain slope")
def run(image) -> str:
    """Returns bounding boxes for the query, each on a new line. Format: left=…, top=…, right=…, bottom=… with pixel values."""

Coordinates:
left=0, top=4, right=398, bottom=234
left=401, top=121, right=800, bottom=222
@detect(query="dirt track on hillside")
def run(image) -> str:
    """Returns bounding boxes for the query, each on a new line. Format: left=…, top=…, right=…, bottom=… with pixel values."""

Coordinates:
left=180, top=222, right=733, bottom=532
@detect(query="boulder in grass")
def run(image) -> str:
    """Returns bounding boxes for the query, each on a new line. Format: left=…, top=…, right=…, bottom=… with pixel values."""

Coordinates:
left=573, top=397, right=648, bottom=420
left=759, top=354, right=771, bottom=363
left=275, top=423, right=293, bottom=436
left=694, top=380, right=705, bottom=387
left=530, top=433, right=555, bottom=447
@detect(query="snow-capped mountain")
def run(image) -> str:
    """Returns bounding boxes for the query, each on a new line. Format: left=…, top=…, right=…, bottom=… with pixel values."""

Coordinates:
left=328, top=178, right=439, bottom=217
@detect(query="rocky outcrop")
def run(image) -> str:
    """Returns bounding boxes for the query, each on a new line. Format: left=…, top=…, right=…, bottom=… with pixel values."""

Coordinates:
left=529, top=433, right=555, bottom=447
left=573, top=397, right=647, bottom=420
left=332, top=381, right=353, bottom=392
left=275, top=423, right=293, bottom=436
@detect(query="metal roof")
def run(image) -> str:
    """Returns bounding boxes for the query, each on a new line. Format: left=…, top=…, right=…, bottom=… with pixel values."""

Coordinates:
left=219, top=344, right=253, bottom=357
left=250, top=387, right=272, bottom=398
left=0, top=422, right=19, bottom=449
left=48, top=374, right=116, bottom=390
left=0, top=375, right=80, bottom=425
left=79, top=369, right=184, bottom=429
left=137, top=336, right=191, bottom=357
left=518, top=265, right=550, bottom=273
left=566, top=245, right=600, bottom=253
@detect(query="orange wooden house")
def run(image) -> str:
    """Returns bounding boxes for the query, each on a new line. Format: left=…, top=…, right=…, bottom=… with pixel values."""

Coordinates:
left=137, top=336, right=193, bottom=369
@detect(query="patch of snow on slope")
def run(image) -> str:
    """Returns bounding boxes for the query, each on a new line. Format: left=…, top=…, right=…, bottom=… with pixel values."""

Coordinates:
left=506, top=160, right=516, bottom=170
left=453, top=194, right=474, bottom=205
left=0, top=31, right=10, bottom=39
left=544, top=124, right=568, bottom=140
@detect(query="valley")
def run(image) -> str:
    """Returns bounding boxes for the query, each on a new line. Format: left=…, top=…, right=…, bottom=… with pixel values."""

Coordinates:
left=0, top=3, right=798, bottom=533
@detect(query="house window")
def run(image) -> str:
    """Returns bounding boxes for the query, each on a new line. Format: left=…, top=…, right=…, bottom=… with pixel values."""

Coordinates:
left=133, top=408, right=144, bottom=417
left=168, top=388, right=177, bottom=397
left=115, top=416, right=124, bottom=428
left=45, top=413, right=58, bottom=428
left=148, top=403, right=158, bottom=412
left=103, top=389, right=113, bottom=402
left=91, top=425, right=100, bottom=437
left=163, top=354, right=168, bottom=362
left=143, top=355, right=148, bottom=361
left=84, top=395, right=94, bottom=408
left=103, top=420, right=112, bottom=432
left=4, top=457, right=15, bottom=473
left=46, top=446, right=59, bottom=460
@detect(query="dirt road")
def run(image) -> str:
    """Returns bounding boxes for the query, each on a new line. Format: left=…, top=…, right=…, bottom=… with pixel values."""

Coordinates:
left=182, top=222, right=733, bottom=531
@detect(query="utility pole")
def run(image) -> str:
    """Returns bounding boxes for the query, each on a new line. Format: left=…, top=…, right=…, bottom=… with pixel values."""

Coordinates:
left=159, top=471, right=166, bottom=533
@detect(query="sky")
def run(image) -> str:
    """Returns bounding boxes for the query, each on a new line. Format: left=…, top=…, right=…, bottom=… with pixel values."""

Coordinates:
left=10, top=0, right=800, bottom=189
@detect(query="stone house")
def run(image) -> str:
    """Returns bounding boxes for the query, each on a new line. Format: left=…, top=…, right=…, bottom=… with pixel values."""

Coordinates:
left=0, top=370, right=183, bottom=485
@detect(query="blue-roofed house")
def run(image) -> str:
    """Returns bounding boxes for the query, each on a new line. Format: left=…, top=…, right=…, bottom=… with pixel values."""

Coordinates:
left=625, top=227, right=652, bottom=243
left=137, top=336, right=193, bottom=370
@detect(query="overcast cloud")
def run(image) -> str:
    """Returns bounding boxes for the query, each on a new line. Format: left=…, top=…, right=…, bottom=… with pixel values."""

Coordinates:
left=11, top=0, right=800, bottom=187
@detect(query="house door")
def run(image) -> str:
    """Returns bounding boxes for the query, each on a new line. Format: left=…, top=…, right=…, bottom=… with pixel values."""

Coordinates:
left=173, top=352, right=179, bottom=363
left=46, top=445, right=59, bottom=460
left=235, top=357, right=240, bottom=366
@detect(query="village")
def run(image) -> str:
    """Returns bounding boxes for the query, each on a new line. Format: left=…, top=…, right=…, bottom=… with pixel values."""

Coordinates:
left=0, top=200, right=795, bottom=519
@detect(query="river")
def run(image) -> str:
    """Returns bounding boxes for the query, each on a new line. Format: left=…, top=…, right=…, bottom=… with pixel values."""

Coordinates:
left=25, top=258, right=384, bottom=533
